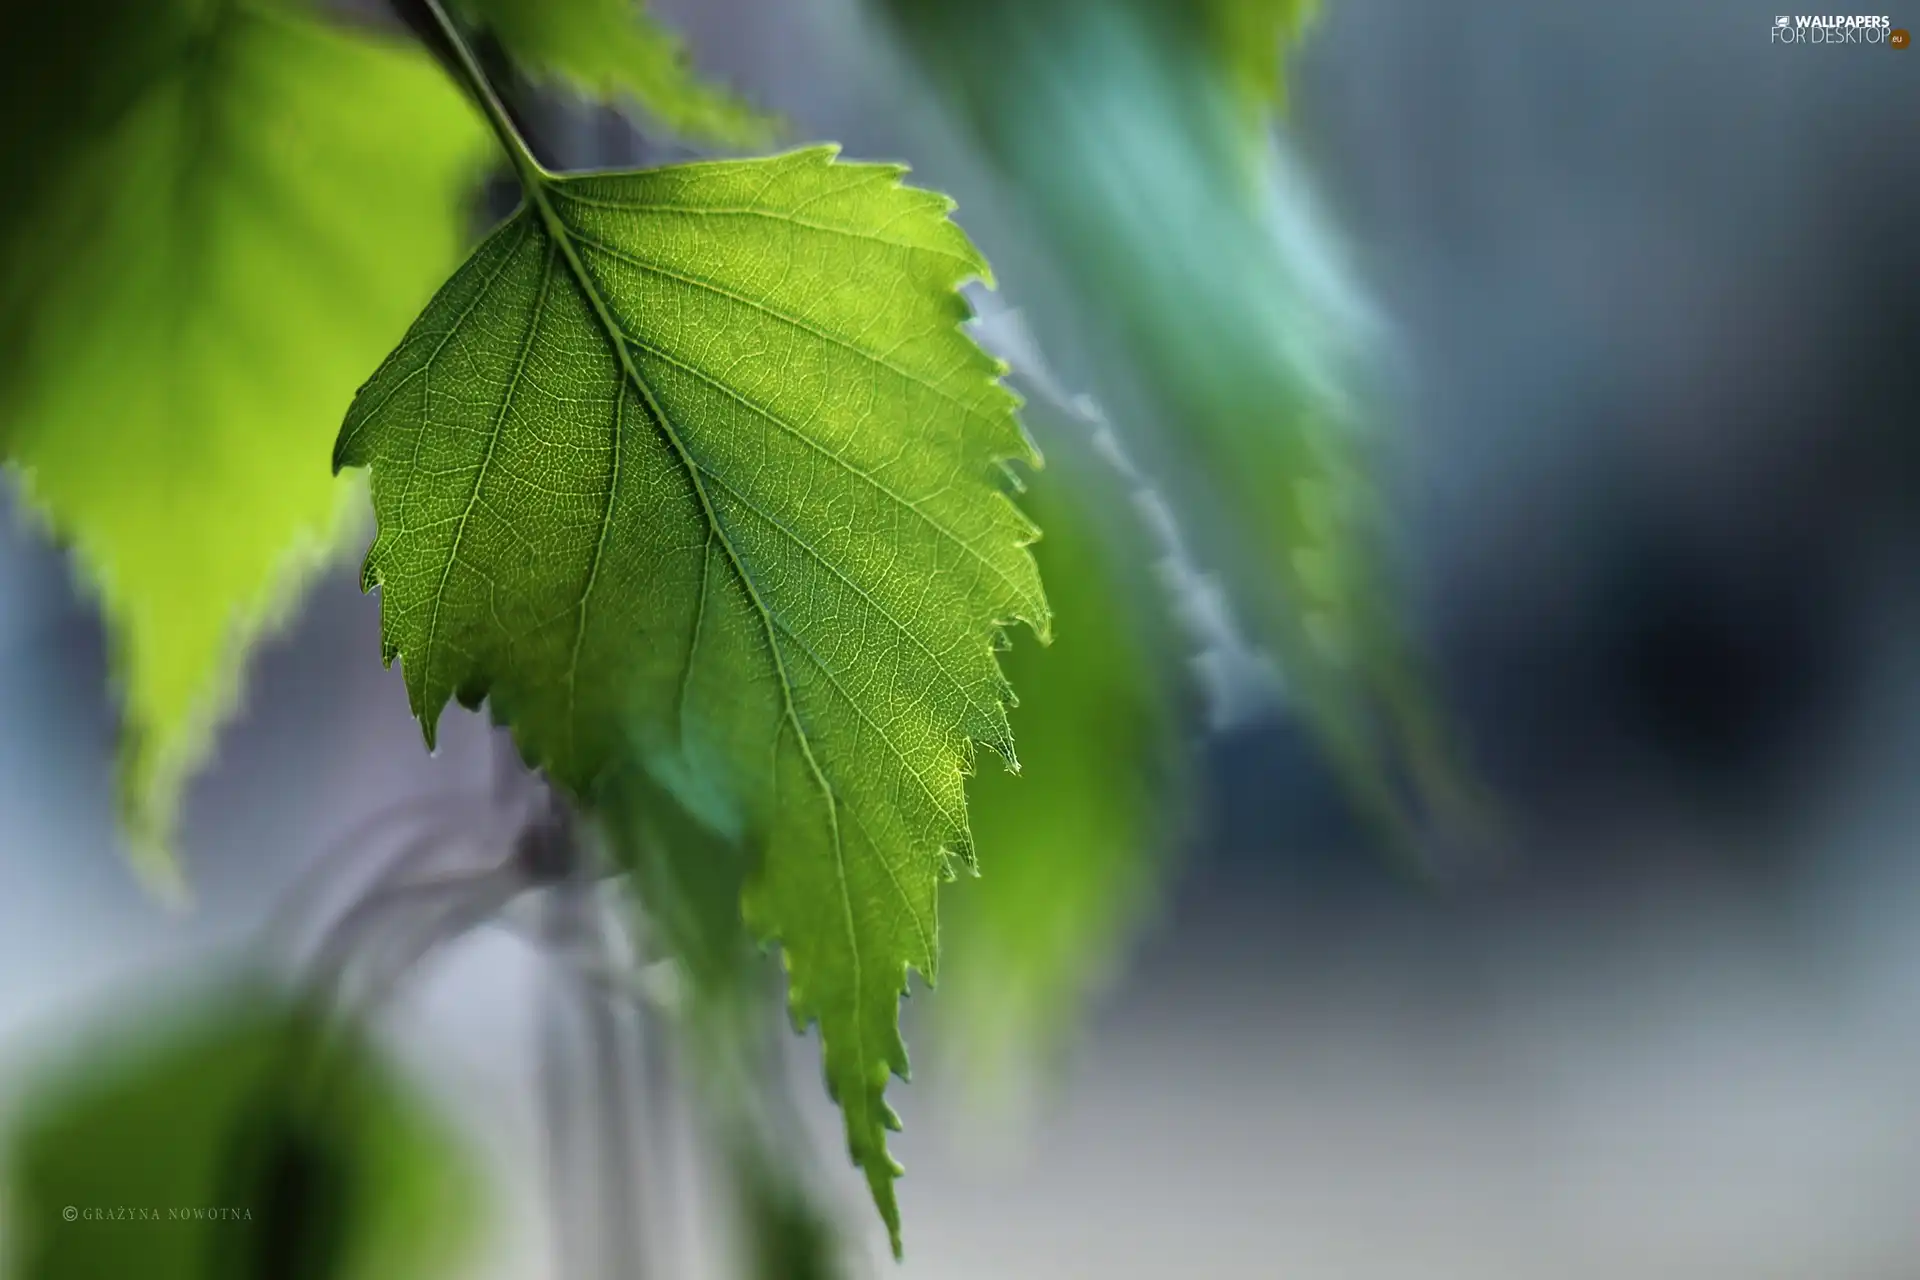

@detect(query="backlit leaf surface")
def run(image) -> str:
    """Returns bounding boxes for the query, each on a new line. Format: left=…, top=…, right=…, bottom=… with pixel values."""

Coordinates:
left=336, top=146, right=1046, bottom=1249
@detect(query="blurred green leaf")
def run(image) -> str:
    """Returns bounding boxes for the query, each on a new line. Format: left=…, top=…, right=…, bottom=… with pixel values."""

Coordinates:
left=603, top=772, right=846, bottom=1280
left=1178, top=0, right=1322, bottom=120
left=454, top=0, right=775, bottom=145
left=603, top=766, right=762, bottom=1017
left=0, top=0, right=488, bottom=888
left=2, top=984, right=477, bottom=1280
left=880, top=0, right=1479, bottom=851
left=936, top=463, right=1183, bottom=1101
left=336, top=143, right=1046, bottom=1254
left=725, top=1142, right=841, bottom=1280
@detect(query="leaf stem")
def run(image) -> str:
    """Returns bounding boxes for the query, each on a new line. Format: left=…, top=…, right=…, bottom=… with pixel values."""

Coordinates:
left=418, top=0, right=553, bottom=188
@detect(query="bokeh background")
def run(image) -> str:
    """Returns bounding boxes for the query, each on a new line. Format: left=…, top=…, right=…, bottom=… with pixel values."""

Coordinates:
left=4, top=0, right=1919, bottom=1276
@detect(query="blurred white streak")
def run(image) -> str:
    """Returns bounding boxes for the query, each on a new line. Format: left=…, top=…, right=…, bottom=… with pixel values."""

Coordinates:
left=965, top=292, right=1278, bottom=731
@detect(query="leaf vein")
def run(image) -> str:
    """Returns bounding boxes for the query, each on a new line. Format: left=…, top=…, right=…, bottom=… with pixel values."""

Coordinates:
left=419, top=235, right=556, bottom=714
left=625, top=333, right=1037, bottom=612
left=567, top=231, right=997, bottom=427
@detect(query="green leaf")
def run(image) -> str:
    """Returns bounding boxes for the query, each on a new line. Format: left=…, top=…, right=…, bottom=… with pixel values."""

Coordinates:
left=881, top=0, right=1483, bottom=852
left=3, top=983, right=478, bottom=1280
left=335, top=145, right=1047, bottom=1252
left=453, top=0, right=775, bottom=146
left=0, top=0, right=488, bottom=887
left=935, top=463, right=1181, bottom=1101
left=1180, top=0, right=1322, bottom=120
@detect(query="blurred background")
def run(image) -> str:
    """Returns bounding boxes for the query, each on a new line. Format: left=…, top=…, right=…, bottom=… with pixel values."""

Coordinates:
left=4, top=0, right=1919, bottom=1276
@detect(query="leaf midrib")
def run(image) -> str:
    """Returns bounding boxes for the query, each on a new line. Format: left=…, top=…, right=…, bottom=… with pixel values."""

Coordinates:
left=521, top=175, right=876, bottom=1135
left=614, top=319, right=1040, bottom=621
left=564, top=228, right=996, bottom=426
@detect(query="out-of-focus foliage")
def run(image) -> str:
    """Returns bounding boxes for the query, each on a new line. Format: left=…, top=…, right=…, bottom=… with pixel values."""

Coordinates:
left=1, top=983, right=477, bottom=1280
left=935, top=462, right=1183, bottom=1100
left=608, top=767, right=764, bottom=1012
left=453, top=0, right=774, bottom=146
left=724, top=1143, right=841, bottom=1280
left=879, top=0, right=1478, bottom=852
left=1160, top=0, right=1322, bottom=123
left=0, top=0, right=487, bottom=889
left=604, top=771, right=846, bottom=1280
left=337, top=141, right=1046, bottom=1253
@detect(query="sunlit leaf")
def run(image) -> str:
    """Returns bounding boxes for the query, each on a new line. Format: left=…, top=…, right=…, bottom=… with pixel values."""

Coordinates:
left=0, top=0, right=487, bottom=886
left=337, top=144, right=1046, bottom=1251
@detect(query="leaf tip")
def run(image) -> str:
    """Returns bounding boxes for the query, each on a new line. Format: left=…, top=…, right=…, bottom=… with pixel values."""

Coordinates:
left=124, top=833, right=194, bottom=913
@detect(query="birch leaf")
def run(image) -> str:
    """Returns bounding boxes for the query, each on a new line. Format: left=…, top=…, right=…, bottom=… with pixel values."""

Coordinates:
left=335, top=146, right=1046, bottom=1251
